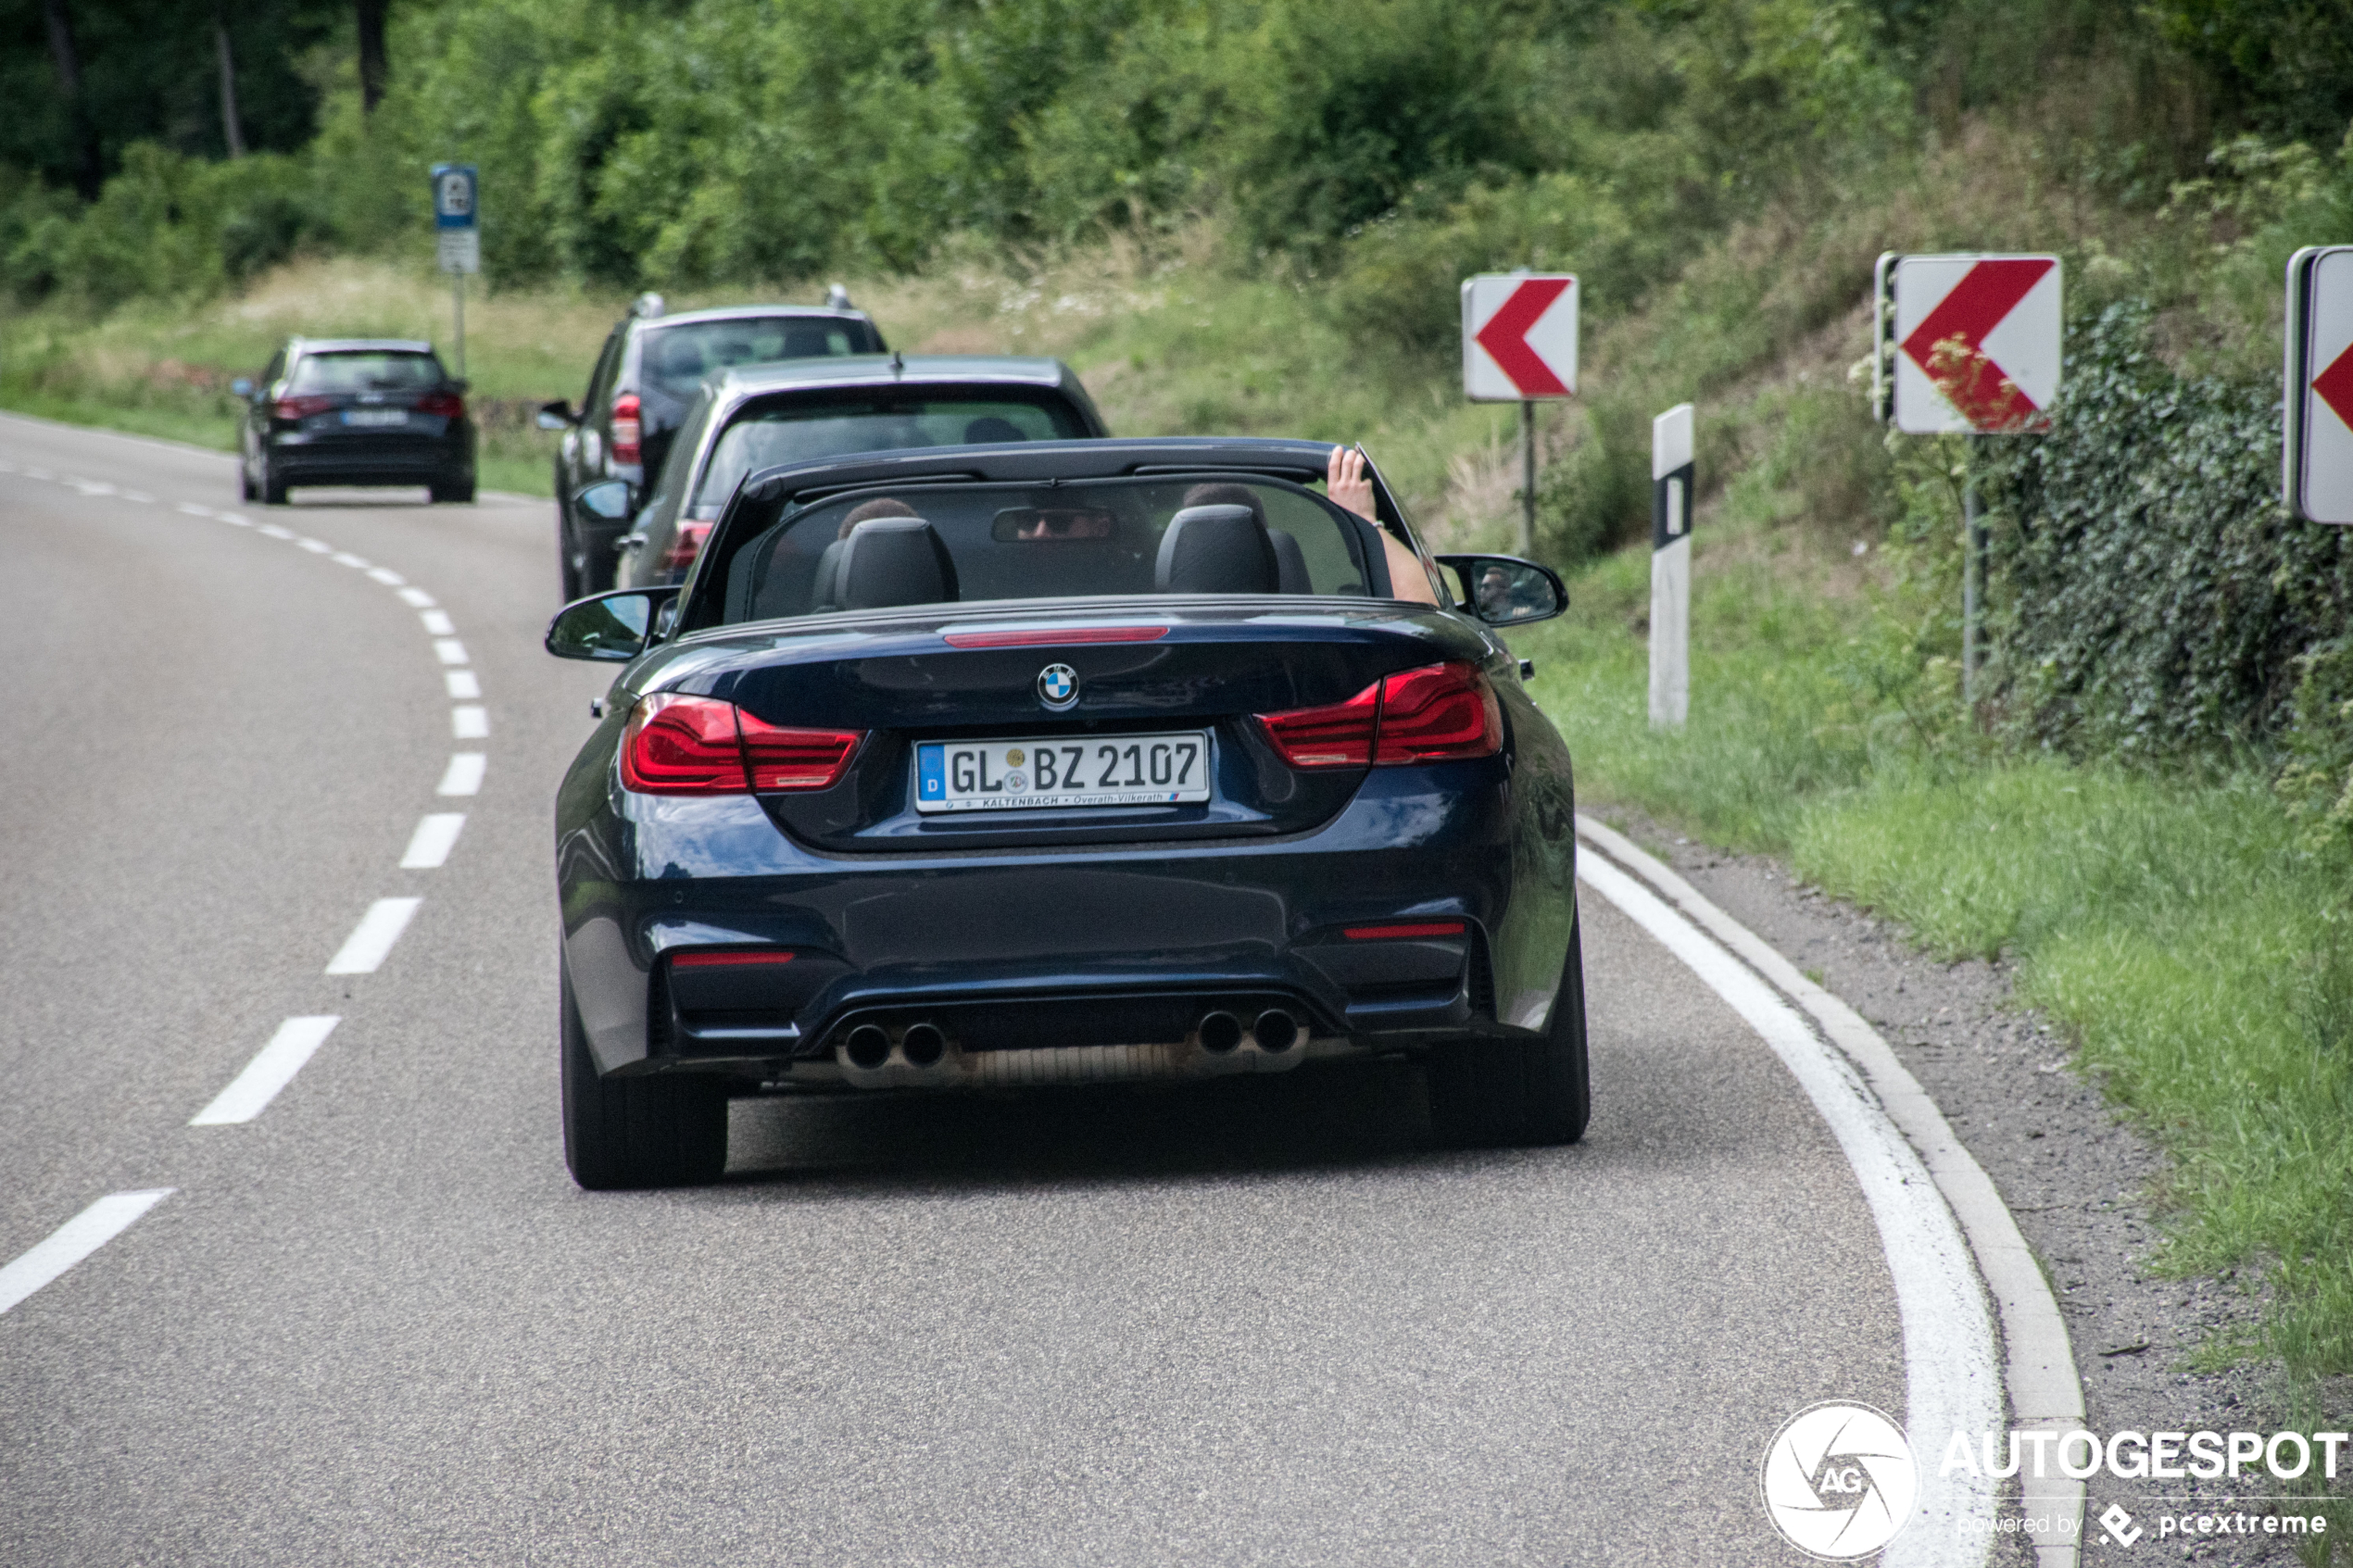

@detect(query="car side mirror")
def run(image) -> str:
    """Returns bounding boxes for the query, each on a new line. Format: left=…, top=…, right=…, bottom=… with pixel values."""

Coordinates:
left=1435, top=554, right=1567, bottom=626
left=545, top=586, right=681, bottom=661
left=537, top=399, right=576, bottom=432
left=448, top=378, right=471, bottom=395
left=231, top=378, right=254, bottom=399
left=576, top=479, right=635, bottom=521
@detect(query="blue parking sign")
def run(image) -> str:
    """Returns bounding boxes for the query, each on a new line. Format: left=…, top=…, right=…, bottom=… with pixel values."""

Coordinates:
left=431, top=164, right=477, bottom=230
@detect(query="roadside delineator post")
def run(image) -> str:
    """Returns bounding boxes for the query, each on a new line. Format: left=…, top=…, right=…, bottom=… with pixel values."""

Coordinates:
left=1650, top=404, right=1694, bottom=730
left=1873, top=251, right=2063, bottom=707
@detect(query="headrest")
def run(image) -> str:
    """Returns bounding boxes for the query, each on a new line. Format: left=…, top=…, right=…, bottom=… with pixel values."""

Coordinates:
left=963, top=416, right=1026, bottom=444
left=655, top=335, right=705, bottom=378
left=1155, top=504, right=1277, bottom=595
left=832, top=517, right=958, bottom=610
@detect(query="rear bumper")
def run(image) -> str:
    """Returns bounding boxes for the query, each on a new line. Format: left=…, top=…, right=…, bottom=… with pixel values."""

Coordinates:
left=264, top=430, right=472, bottom=484
left=556, top=750, right=1578, bottom=1082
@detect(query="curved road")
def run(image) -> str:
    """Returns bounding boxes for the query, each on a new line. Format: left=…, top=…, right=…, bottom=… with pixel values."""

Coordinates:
left=1, top=413, right=1918, bottom=1565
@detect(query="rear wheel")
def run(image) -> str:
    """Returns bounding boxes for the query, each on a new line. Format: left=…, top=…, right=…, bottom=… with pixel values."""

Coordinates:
left=260, top=461, right=288, bottom=506
left=558, top=514, right=584, bottom=602
left=560, top=952, right=728, bottom=1189
left=431, top=479, right=476, bottom=504
left=238, top=460, right=256, bottom=502
left=1427, top=920, right=1591, bottom=1147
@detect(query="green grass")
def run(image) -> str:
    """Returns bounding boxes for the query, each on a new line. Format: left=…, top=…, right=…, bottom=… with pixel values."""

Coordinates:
left=1516, top=508, right=2353, bottom=1389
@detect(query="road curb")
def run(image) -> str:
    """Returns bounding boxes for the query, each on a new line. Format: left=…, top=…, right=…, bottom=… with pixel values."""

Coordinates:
left=1575, top=814, right=2088, bottom=1568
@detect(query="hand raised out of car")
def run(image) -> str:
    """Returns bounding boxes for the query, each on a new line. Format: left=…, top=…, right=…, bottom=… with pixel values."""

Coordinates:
left=1326, top=445, right=1438, bottom=606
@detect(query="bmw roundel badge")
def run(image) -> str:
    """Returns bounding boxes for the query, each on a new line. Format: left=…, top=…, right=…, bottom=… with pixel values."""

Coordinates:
left=1036, top=662, right=1079, bottom=710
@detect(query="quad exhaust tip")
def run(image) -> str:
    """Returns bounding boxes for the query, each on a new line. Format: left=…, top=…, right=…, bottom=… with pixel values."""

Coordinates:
left=900, top=1022, right=947, bottom=1068
left=1198, top=1010, right=1243, bottom=1054
left=1252, top=1009, right=1299, bottom=1053
left=844, top=1023, right=891, bottom=1071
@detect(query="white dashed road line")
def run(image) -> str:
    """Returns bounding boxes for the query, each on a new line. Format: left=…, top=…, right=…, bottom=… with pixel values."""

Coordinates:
left=445, top=671, right=481, bottom=700
left=451, top=706, right=489, bottom=739
left=433, top=639, right=469, bottom=665
left=368, top=566, right=407, bottom=586
left=436, top=753, right=486, bottom=797
left=420, top=609, right=456, bottom=635
left=324, top=897, right=424, bottom=976
left=332, top=551, right=371, bottom=569
left=258, top=523, right=293, bottom=540
left=0, top=1189, right=175, bottom=1316
left=399, top=813, right=467, bottom=870
left=397, top=586, right=436, bottom=608
left=189, top=1017, right=341, bottom=1126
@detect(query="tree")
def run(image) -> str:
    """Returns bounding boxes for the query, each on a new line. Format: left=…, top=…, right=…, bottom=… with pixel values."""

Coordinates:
left=40, top=0, right=102, bottom=198
left=357, top=0, right=387, bottom=113
left=215, top=5, right=245, bottom=157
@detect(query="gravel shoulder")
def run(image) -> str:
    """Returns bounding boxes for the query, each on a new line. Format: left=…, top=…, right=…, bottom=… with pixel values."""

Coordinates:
left=1588, top=806, right=2333, bottom=1566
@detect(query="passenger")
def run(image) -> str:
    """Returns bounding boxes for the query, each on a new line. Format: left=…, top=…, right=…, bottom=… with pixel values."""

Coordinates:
left=1324, top=445, right=1440, bottom=605
left=963, top=416, right=1027, bottom=444
left=837, top=495, right=918, bottom=539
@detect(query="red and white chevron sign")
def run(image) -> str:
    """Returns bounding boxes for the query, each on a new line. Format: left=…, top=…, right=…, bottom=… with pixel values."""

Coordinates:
left=2285, top=245, right=2353, bottom=525
left=1886, top=254, right=2062, bottom=434
left=1462, top=274, right=1579, bottom=401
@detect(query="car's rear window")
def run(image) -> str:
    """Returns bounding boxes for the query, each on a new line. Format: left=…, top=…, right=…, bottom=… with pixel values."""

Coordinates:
left=719, top=476, right=1383, bottom=625
left=689, top=395, right=1090, bottom=515
left=642, top=317, right=881, bottom=400
left=288, top=352, right=446, bottom=394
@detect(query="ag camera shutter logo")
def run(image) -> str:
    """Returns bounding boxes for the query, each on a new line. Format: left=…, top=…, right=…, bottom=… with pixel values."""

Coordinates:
left=1760, top=1401, right=1918, bottom=1559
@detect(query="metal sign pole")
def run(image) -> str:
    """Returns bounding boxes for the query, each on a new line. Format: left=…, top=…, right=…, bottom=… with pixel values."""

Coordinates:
left=1961, top=440, right=1982, bottom=705
left=452, top=271, right=466, bottom=382
left=1519, top=400, right=1536, bottom=556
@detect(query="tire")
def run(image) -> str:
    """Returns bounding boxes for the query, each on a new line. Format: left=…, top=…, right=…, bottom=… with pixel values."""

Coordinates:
left=1427, top=920, right=1591, bottom=1148
left=260, top=462, right=288, bottom=506
left=239, top=462, right=256, bottom=503
left=432, top=480, right=476, bottom=504
left=560, top=951, right=729, bottom=1189
left=559, top=514, right=585, bottom=603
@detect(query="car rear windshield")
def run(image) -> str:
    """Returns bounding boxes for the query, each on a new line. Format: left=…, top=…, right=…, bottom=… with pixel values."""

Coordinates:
left=718, top=476, right=1386, bottom=625
left=689, top=394, right=1091, bottom=516
left=641, top=317, right=881, bottom=400
left=288, top=352, right=447, bottom=394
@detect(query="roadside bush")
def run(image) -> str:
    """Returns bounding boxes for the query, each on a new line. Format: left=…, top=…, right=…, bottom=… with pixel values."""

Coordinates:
left=1982, top=301, right=2353, bottom=759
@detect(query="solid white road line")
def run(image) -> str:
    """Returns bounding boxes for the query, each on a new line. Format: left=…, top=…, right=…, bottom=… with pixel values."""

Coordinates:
left=0, top=1189, right=175, bottom=1316
left=1577, top=816, right=2087, bottom=1567
left=398, top=813, right=467, bottom=870
left=396, top=586, right=436, bottom=608
left=368, top=566, right=407, bottom=586
left=432, top=638, right=469, bottom=665
left=1575, top=854, right=2001, bottom=1568
left=450, top=706, right=489, bottom=739
left=436, top=753, right=486, bottom=797
left=444, top=670, right=481, bottom=700
left=419, top=609, right=456, bottom=635
left=189, top=1016, right=341, bottom=1125
left=324, top=897, right=423, bottom=976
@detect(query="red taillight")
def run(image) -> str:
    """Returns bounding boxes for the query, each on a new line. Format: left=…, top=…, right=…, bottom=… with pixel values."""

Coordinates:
left=671, top=949, right=796, bottom=969
left=622, top=694, right=747, bottom=794
left=1372, top=659, right=1503, bottom=765
left=610, top=393, right=642, bottom=465
left=271, top=395, right=334, bottom=421
left=659, top=519, right=713, bottom=572
left=941, top=625, right=1170, bottom=648
left=1258, top=680, right=1380, bottom=769
left=620, top=693, right=863, bottom=795
left=738, top=709, right=862, bottom=791
left=415, top=389, right=465, bottom=420
left=1344, top=921, right=1466, bottom=940
left=1256, top=660, right=1502, bottom=771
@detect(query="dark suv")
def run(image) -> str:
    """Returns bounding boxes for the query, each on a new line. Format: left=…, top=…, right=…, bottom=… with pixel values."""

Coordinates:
left=234, top=339, right=475, bottom=505
left=540, top=295, right=887, bottom=600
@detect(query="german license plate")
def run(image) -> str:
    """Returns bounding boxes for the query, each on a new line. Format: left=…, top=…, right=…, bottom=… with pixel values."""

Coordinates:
left=342, top=408, right=408, bottom=427
left=915, top=732, right=1211, bottom=813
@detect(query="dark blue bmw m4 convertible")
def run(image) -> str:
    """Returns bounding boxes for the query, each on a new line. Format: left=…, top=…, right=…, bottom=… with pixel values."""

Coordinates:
left=546, top=437, right=1586, bottom=1187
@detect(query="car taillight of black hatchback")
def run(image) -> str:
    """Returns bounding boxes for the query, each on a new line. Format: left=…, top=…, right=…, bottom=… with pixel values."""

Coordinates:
left=1256, top=659, right=1503, bottom=770
left=621, top=694, right=862, bottom=794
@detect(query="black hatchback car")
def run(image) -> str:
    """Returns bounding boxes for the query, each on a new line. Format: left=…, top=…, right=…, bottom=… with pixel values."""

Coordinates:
left=544, top=436, right=1584, bottom=1188
left=233, top=339, right=474, bottom=504
left=540, top=297, right=887, bottom=599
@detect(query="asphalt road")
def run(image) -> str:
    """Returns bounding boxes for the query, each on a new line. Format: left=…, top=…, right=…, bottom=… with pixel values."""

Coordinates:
left=0, top=413, right=1911, bottom=1566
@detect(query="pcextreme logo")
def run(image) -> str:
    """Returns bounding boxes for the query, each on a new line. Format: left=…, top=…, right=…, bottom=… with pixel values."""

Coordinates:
left=1760, top=1401, right=1919, bottom=1560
